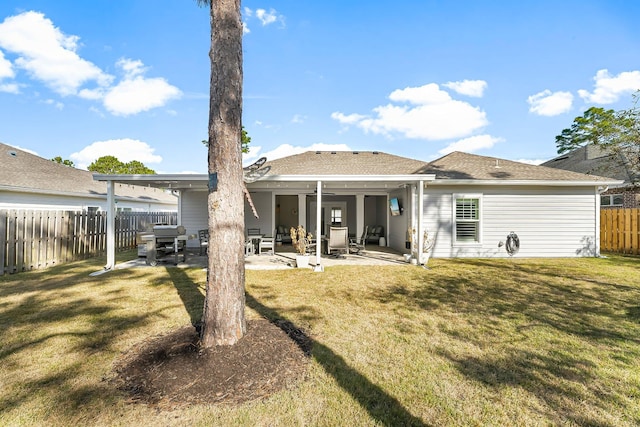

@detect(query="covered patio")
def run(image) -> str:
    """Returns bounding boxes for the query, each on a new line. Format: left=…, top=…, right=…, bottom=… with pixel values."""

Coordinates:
left=94, top=151, right=436, bottom=272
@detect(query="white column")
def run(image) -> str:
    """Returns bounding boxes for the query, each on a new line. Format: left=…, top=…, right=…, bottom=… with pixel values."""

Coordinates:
left=410, top=184, right=417, bottom=259
left=297, top=193, right=306, bottom=229
left=356, top=193, right=365, bottom=242
left=314, top=180, right=323, bottom=272
left=106, top=180, right=115, bottom=270
left=417, top=180, right=425, bottom=264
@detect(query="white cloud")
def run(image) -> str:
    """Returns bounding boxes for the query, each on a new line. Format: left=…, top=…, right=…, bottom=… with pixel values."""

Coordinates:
left=243, top=7, right=285, bottom=31
left=438, top=134, right=503, bottom=155
left=527, top=89, right=573, bottom=116
left=0, top=82, right=19, bottom=93
left=389, top=83, right=452, bottom=105
left=116, top=58, right=146, bottom=79
left=291, top=114, right=306, bottom=124
left=43, top=98, right=64, bottom=110
left=0, top=11, right=113, bottom=96
left=256, top=8, right=278, bottom=25
left=103, top=75, right=182, bottom=116
left=70, top=139, right=162, bottom=170
left=331, top=112, right=368, bottom=125
left=443, top=79, right=487, bottom=97
left=243, top=143, right=351, bottom=165
left=0, top=12, right=181, bottom=115
left=99, top=57, right=181, bottom=116
left=578, top=69, right=640, bottom=104
left=0, top=49, right=14, bottom=79
left=332, top=83, right=488, bottom=141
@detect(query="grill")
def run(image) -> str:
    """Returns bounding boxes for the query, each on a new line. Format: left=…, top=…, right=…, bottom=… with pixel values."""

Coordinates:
left=142, top=225, right=187, bottom=266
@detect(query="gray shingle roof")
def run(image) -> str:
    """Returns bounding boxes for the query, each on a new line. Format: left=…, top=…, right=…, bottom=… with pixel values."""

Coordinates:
left=263, top=151, right=429, bottom=175
left=0, top=142, right=176, bottom=202
left=263, top=150, right=616, bottom=183
left=419, top=151, right=616, bottom=182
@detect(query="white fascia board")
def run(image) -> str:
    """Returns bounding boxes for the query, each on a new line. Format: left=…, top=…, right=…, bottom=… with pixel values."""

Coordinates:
left=259, top=174, right=436, bottom=182
left=426, top=179, right=624, bottom=187
left=92, top=173, right=208, bottom=182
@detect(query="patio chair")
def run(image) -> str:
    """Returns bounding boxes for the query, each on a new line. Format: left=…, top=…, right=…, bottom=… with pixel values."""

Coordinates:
left=198, top=229, right=209, bottom=255
left=245, top=237, right=254, bottom=256
left=247, top=228, right=262, bottom=254
left=327, top=226, right=349, bottom=258
left=259, top=236, right=275, bottom=255
left=349, top=226, right=367, bottom=254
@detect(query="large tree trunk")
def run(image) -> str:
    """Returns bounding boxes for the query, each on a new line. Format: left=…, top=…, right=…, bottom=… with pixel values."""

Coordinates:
left=201, top=0, right=246, bottom=348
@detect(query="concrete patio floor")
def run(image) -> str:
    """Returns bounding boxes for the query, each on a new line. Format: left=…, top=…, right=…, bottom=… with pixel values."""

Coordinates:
left=114, top=244, right=410, bottom=271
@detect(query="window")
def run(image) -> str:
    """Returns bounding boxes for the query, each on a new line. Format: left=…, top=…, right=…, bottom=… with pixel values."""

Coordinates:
left=330, top=208, right=342, bottom=226
left=600, top=194, right=624, bottom=207
left=454, top=195, right=480, bottom=243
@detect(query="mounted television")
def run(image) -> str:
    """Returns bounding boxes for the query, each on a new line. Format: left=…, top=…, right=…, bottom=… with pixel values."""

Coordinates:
left=389, top=197, right=402, bottom=216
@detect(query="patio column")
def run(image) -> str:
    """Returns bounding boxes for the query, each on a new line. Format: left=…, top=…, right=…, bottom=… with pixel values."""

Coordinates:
left=416, top=179, right=424, bottom=265
left=105, top=180, right=115, bottom=270
left=356, top=193, right=364, bottom=242
left=314, top=180, right=323, bottom=272
left=297, top=194, right=306, bottom=229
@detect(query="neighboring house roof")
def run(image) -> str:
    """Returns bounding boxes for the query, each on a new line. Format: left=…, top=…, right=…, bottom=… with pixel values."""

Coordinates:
left=421, top=151, right=618, bottom=184
left=0, top=142, right=176, bottom=204
left=263, top=151, right=428, bottom=175
left=541, top=144, right=638, bottom=185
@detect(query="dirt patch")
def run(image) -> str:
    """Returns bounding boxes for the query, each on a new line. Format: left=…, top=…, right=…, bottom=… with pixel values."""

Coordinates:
left=111, top=319, right=312, bottom=408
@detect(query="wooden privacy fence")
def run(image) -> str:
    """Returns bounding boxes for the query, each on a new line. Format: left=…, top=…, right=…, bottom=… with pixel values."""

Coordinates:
left=600, top=208, right=640, bottom=255
left=0, top=210, right=177, bottom=275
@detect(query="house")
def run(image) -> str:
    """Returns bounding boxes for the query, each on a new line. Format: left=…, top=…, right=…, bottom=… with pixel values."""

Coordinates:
left=94, top=150, right=621, bottom=270
left=541, top=144, right=640, bottom=209
left=0, top=142, right=177, bottom=212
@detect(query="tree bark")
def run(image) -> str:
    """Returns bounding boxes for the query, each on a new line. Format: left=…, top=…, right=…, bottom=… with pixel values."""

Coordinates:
left=201, top=0, right=246, bottom=348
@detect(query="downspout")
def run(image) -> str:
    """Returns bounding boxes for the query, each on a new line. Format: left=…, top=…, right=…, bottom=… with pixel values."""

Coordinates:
left=314, top=180, right=324, bottom=272
left=105, top=180, right=115, bottom=270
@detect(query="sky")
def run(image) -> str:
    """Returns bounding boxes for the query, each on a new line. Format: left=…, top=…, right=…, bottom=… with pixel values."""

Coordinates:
left=1, top=1, right=640, bottom=174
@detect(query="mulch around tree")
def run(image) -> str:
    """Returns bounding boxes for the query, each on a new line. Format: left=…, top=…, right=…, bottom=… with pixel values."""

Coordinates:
left=110, top=319, right=312, bottom=409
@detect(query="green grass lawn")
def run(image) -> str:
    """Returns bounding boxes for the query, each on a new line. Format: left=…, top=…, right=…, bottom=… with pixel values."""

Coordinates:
left=1, top=253, right=639, bottom=426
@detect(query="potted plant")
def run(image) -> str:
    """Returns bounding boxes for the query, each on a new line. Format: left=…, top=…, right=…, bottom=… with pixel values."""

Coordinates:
left=290, top=225, right=313, bottom=268
left=408, top=227, right=434, bottom=266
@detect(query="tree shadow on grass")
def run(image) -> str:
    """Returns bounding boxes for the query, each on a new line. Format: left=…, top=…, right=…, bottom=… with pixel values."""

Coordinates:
left=0, top=267, right=162, bottom=419
left=436, top=346, right=633, bottom=426
left=245, top=292, right=429, bottom=427
left=165, top=267, right=205, bottom=325
left=162, top=269, right=428, bottom=425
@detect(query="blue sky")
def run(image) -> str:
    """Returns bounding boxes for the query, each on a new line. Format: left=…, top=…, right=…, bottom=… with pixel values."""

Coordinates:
left=1, top=1, right=640, bottom=173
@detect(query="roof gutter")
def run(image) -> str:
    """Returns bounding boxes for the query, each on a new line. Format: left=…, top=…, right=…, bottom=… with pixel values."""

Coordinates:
left=426, top=179, right=624, bottom=187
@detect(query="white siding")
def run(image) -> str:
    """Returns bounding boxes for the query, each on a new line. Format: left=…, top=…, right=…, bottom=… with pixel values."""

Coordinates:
left=181, top=190, right=208, bottom=248
left=245, top=192, right=274, bottom=236
left=180, top=189, right=275, bottom=248
left=424, top=185, right=599, bottom=258
left=388, top=189, right=409, bottom=251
